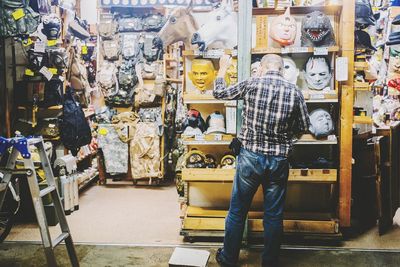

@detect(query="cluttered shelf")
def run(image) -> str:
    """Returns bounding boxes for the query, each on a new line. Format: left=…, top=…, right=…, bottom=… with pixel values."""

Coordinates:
left=251, top=46, right=339, bottom=55
left=252, top=5, right=342, bottom=16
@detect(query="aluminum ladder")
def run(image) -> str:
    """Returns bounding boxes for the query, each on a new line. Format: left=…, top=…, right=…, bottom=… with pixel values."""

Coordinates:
left=0, top=136, right=79, bottom=267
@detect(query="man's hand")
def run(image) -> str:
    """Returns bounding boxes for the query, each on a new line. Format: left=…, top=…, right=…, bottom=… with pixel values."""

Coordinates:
left=217, top=54, right=232, bottom=78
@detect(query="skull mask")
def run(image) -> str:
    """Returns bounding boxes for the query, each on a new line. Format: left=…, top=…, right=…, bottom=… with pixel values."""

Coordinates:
left=283, top=57, right=299, bottom=85
left=304, top=56, right=332, bottom=90
left=270, top=7, right=297, bottom=47
left=309, top=108, right=334, bottom=138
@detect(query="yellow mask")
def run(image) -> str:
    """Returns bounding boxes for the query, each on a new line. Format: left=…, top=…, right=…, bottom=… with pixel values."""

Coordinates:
left=188, top=59, right=217, bottom=92
left=226, top=58, right=238, bottom=85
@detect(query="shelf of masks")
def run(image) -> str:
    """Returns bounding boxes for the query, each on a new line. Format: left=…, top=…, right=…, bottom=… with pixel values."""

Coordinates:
left=252, top=5, right=343, bottom=16
left=182, top=134, right=234, bottom=146
left=295, top=134, right=337, bottom=145
left=183, top=49, right=238, bottom=59
left=251, top=46, right=339, bottom=55
left=182, top=168, right=337, bottom=183
left=181, top=206, right=339, bottom=234
left=354, top=82, right=371, bottom=91
left=353, top=116, right=373, bottom=125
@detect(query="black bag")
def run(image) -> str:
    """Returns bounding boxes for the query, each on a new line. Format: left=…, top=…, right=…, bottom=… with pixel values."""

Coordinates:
left=59, top=87, right=92, bottom=156
left=41, top=80, right=63, bottom=107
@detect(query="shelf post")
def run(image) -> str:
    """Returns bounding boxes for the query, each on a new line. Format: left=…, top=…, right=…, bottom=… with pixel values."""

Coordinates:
left=339, top=0, right=355, bottom=227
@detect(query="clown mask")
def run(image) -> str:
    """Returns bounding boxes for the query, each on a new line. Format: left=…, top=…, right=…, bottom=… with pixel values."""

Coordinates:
left=304, top=56, right=332, bottom=90
left=270, top=7, right=297, bottom=47
left=226, top=58, right=238, bottom=85
left=283, top=57, right=299, bottom=85
left=309, top=108, right=334, bottom=138
left=188, top=59, right=217, bottom=92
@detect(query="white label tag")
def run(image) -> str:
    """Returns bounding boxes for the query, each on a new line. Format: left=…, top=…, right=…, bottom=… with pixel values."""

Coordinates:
left=34, top=41, right=45, bottom=53
left=327, top=135, right=336, bottom=141
left=194, top=134, right=205, bottom=141
left=214, top=134, right=222, bottom=141
left=281, top=47, right=290, bottom=54
left=335, top=57, right=349, bottom=81
left=59, top=76, right=65, bottom=82
left=314, top=47, right=329, bottom=55
left=310, top=94, right=325, bottom=100
left=39, top=66, right=53, bottom=81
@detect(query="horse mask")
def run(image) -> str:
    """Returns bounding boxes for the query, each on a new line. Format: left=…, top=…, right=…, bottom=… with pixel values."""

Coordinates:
left=309, top=108, right=334, bottom=138
left=283, top=57, right=299, bottom=85
left=188, top=59, right=217, bottom=92
left=301, top=11, right=336, bottom=47
left=304, top=56, right=332, bottom=90
left=270, top=7, right=297, bottom=47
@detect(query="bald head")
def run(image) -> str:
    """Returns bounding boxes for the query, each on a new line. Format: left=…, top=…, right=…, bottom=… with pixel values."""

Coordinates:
left=260, top=54, right=283, bottom=75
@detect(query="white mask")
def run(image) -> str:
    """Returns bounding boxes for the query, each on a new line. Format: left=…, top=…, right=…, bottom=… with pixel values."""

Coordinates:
left=304, top=56, right=332, bottom=90
left=309, top=108, right=334, bottom=138
left=283, top=57, right=299, bottom=84
left=251, top=61, right=261, bottom=78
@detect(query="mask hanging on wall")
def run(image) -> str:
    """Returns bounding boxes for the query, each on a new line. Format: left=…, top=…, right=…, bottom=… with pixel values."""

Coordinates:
left=309, top=108, right=334, bottom=138
left=226, top=58, right=238, bottom=85
left=388, top=46, right=400, bottom=78
left=301, top=11, right=336, bottom=47
left=41, top=13, right=62, bottom=40
left=282, top=57, right=299, bottom=85
left=188, top=59, right=217, bottom=92
left=304, top=55, right=332, bottom=90
left=269, top=7, right=297, bottom=47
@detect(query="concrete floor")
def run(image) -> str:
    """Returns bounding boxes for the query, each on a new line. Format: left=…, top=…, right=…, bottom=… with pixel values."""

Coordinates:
left=1, top=243, right=400, bottom=267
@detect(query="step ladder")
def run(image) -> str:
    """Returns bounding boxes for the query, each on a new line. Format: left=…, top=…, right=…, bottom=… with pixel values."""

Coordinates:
left=0, top=135, right=79, bottom=267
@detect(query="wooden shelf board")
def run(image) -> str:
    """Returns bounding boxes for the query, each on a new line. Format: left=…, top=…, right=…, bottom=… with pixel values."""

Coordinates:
left=182, top=140, right=231, bottom=146
left=302, top=90, right=338, bottom=101
left=354, top=82, right=370, bottom=91
left=183, top=49, right=237, bottom=57
left=182, top=216, right=339, bottom=234
left=182, top=168, right=337, bottom=183
left=354, top=61, right=369, bottom=70
left=295, top=134, right=337, bottom=145
left=353, top=116, right=373, bottom=124
left=305, top=99, right=338, bottom=103
left=252, top=5, right=342, bottom=16
left=252, top=46, right=339, bottom=55
left=182, top=134, right=234, bottom=145
left=18, top=105, right=63, bottom=111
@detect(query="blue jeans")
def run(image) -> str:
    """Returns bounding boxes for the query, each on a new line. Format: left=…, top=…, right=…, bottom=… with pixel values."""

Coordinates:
left=220, top=148, right=289, bottom=266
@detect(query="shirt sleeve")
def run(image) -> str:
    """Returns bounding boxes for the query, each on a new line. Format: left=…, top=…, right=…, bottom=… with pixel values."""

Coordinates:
left=292, top=89, right=311, bottom=136
left=213, top=77, right=248, bottom=100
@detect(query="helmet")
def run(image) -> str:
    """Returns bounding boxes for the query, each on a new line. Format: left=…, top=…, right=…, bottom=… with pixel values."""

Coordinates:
left=206, top=111, right=226, bottom=134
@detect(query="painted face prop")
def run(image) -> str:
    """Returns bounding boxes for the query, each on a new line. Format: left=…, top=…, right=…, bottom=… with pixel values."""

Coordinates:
left=188, top=59, right=217, bottom=92
left=283, top=57, right=299, bottom=85
left=388, top=47, right=400, bottom=75
left=304, top=56, right=332, bottom=90
left=270, top=8, right=297, bottom=47
left=301, top=11, right=336, bottom=47
left=251, top=61, right=261, bottom=78
left=226, top=58, right=238, bottom=85
left=309, top=109, right=334, bottom=138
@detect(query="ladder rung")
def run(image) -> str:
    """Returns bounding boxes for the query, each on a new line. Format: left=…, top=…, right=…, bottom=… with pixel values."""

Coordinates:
left=39, top=185, right=56, bottom=198
left=52, top=232, right=70, bottom=248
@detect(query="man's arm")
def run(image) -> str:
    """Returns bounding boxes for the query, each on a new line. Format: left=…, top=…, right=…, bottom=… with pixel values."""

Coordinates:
left=213, top=55, right=248, bottom=100
left=292, top=89, right=311, bottom=136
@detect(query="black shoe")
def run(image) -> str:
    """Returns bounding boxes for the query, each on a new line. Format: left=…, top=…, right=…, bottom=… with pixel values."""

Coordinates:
left=216, top=248, right=237, bottom=267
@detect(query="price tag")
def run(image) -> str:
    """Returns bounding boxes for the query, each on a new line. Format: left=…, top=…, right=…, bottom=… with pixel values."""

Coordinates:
left=49, top=68, right=58, bottom=75
left=281, top=47, right=290, bottom=54
left=194, top=134, right=205, bottom=141
left=314, top=47, right=329, bottom=55
left=310, top=94, right=325, bottom=100
left=98, top=128, right=108, bottom=135
left=25, top=69, right=35, bottom=76
left=291, top=47, right=309, bottom=53
left=335, top=57, right=349, bottom=81
left=47, top=40, right=57, bottom=47
left=22, top=38, right=33, bottom=47
left=34, top=41, right=46, bottom=53
left=39, top=66, right=53, bottom=81
left=214, top=134, right=222, bottom=141
left=327, top=135, right=336, bottom=141
left=82, top=45, right=88, bottom=55
left=12, top=8, right=25, bottom=20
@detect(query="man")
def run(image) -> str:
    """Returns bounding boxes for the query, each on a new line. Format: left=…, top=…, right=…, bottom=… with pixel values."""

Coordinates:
left=213, top=54, right=310, bottom=267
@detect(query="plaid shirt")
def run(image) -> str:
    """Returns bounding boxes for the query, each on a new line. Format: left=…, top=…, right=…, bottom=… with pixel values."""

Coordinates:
left=214, top=71, right=310, bottom=157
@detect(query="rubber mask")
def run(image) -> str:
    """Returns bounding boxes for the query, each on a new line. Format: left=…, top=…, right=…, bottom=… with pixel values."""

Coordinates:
left=304, top=56, right=331, bottom=90
left=188, top=59, right=217, bottom=92
left=283, top=57, right=299, bottom=84
left=270, top=7, right=297, bottom=47
left=226, top=58, right=238, bottom=85
left=309, top=108, right=334, bottom=138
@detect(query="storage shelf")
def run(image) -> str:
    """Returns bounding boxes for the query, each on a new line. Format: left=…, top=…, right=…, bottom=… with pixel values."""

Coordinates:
left=354, top=116, right=373, bottom=124
left=295, top=134, right=337, bottom=145
left=182, top=168, right=337, bottom=183
left=252, top=5, right=342, bottom=16
left=252, top=46, right=339, bottom=55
